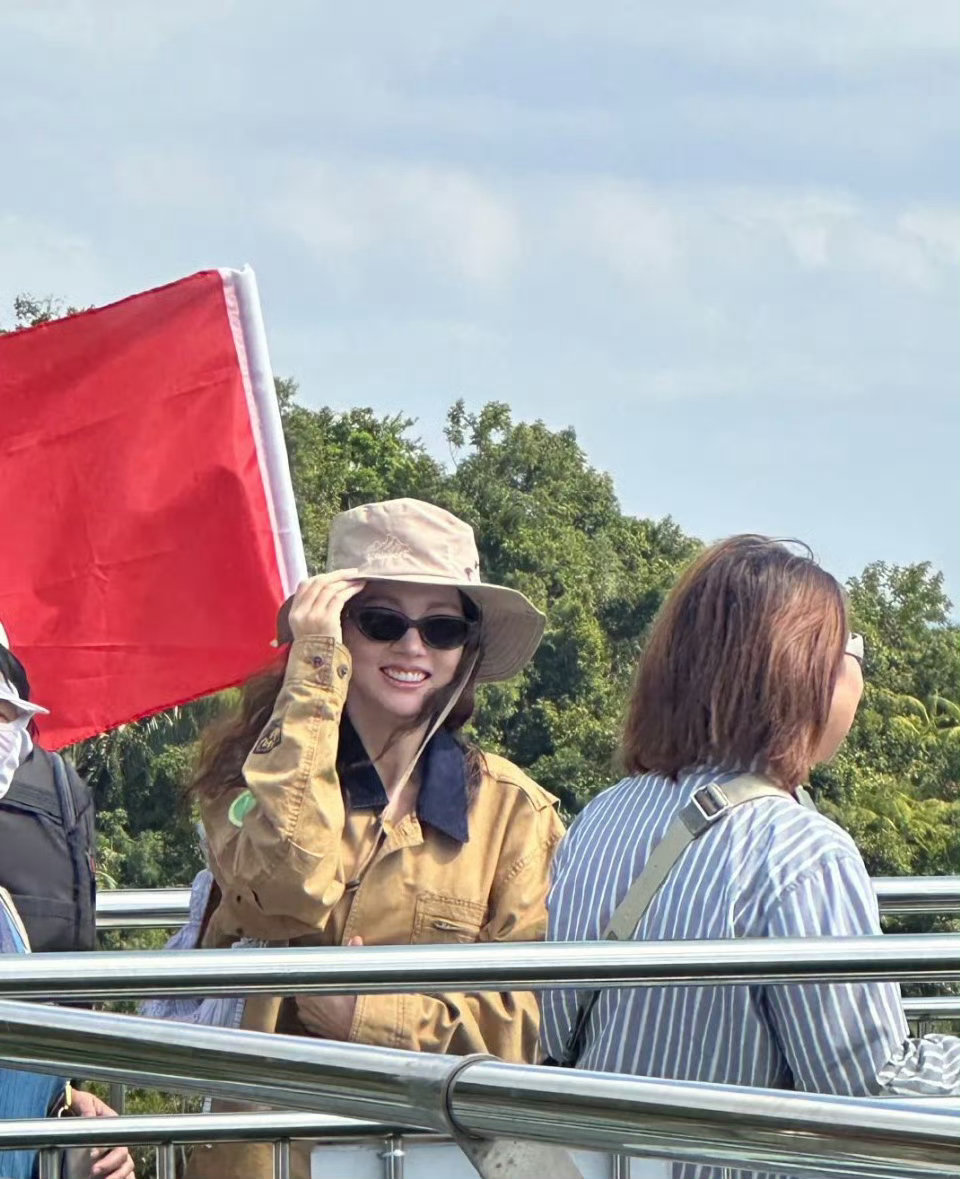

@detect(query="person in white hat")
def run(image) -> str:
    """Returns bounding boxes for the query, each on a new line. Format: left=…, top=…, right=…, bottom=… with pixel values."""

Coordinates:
left=191, top=499, right=564, bottom=1066
left=0, top=624, right=49, bottom=802
left=0, top=625, right=98, bottom=956
left=0, top=631, right=134, bottom=1178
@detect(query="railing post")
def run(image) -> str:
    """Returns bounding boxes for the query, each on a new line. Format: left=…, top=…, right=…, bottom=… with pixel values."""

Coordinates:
left=109, top=1081, right=126, bottom=1115
left=156, top=1141, right=177, bottom=1179
left=380, top=1134, right=405, bottom=1178
left=37, top=1149, right=60, bottom=1179
left=273, top=1137, right=291, bottom=1179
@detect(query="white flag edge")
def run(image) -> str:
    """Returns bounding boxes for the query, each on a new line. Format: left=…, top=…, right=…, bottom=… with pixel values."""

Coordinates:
left=220, top=265, right=307, bottom=597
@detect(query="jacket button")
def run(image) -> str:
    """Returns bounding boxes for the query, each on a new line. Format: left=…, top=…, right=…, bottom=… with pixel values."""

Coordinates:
left=311, top=655, right=326, bottom=669
left=337, top=664, right=349, bottom=678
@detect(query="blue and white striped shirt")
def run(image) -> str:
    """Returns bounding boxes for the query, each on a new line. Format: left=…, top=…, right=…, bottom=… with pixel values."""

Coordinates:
left=541, top=769, right=960, bottom=1097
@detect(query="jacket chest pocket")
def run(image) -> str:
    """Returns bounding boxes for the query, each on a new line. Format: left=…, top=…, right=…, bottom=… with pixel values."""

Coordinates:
left=411, top=893, right=486, bottom=945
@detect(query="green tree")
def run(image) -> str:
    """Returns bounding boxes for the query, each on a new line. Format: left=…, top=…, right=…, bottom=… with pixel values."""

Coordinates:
left=2, top=294, right=88, bottom=331
left=279, top=379, right=445, bottom=572
left=67, top=700, right=220, bottom=889
left=8, top=287, right=958, bottom=884
left=813, top=562, right=960, bottom=876
left=441, top=400, right=698, bottom=812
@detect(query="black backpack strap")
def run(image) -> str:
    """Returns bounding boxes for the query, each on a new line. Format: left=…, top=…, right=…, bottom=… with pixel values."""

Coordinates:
left=50, top=751, right=78, bottom=827
left=50, top=752, right=96, bottom=950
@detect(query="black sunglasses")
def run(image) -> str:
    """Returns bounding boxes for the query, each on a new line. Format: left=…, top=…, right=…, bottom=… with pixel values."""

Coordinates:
left=346, top=605, right=477, bottom=651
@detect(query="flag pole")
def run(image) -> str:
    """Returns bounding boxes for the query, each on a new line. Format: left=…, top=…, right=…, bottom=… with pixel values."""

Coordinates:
left=221, top=266, right=307, bottom=594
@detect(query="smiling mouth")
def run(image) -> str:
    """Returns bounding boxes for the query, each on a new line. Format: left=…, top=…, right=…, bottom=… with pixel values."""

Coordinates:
left=381, top=667, right=430, bottom=686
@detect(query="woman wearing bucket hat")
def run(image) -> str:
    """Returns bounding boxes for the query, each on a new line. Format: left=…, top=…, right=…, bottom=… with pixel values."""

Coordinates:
left=191, top=499, right=564, bottom=1067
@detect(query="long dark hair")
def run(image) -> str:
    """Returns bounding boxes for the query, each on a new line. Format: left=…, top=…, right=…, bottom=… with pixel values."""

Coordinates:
left=0, top=646, right=30, bottom=701
left=192, top=593, right=486, bottom=801
left=0, top=645, right=38, bottom=737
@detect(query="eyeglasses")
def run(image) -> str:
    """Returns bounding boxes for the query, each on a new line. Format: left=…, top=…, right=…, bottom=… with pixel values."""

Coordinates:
left=846, top=633, right=864, bottom=665
left=346, top=605, right=477, bottom=651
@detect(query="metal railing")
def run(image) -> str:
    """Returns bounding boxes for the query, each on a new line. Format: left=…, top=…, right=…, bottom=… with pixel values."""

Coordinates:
left=0, top=934, right=957, bottom=1000
left=0, top=1001, right=955, bottom=1179
left=902, top=996, right=960, bottom=1023
left=96, top=887, right=193, bottom=930
left=94, top=876, right=960, bottom=929
left=20, top=1112, right=389, bottom=1179
left=870, top=877, right=960, bottom=916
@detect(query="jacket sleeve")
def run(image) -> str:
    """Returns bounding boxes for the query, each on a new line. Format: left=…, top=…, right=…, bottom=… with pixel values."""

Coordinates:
left=763, top=854, right=960, bottom=1096
left=200, top=637, right=353, bottom=940
left=340, top=799, right=565, bottom=1062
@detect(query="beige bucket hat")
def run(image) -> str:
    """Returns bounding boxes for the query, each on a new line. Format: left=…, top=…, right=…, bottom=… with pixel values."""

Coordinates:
left=279, top=498, right=545, bottom=682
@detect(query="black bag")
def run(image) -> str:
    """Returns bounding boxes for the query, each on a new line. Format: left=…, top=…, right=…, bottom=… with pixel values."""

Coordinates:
left=0, top=747, right=97, bottom=953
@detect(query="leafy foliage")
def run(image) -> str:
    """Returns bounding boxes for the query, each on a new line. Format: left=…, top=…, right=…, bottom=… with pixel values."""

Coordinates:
left=75, top=385, right=959, bottom=884
left=812, top=563, right=960, bottom=876
left=5, top=298, right=957, bottom=884
left=440, top=400, right=699, bottom=812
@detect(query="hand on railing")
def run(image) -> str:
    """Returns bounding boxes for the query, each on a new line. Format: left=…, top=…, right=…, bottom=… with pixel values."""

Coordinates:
left=65, top=1090, right=135, bottom=1179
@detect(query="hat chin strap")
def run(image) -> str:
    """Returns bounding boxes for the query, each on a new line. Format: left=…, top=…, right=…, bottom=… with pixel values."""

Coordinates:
left=394, top=651, right=479, bottom=793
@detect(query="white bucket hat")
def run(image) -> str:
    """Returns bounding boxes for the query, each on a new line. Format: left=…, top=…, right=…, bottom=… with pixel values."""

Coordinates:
left=0, top=680, right=47, bottom=720
left=0, top=622, right=47, bottom=719
left=279, top=498, right=545, bottom=683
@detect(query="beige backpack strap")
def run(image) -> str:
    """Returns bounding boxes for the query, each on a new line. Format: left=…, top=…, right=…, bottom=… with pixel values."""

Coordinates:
left=603, top=773, right=788, bottom=941
left=553, top=773, right=795, bottom=1067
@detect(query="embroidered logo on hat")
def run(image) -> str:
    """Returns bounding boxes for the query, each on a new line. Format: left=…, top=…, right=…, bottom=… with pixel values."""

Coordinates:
left=363, top=534, right=414, bottom=568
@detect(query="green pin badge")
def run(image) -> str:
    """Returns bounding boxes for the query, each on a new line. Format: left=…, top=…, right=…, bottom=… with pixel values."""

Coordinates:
left=228, top=789, right=258, bottom=828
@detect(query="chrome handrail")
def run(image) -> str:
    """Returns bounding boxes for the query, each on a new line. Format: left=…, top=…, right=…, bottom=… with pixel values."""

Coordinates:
left=96, top=888, right=192, bottom=929
left=871, top=877, right=960, bottom=916
left=0, top=1001, right=954, bottom=1179
left=0, top=934, right=956, bottom=1000
left=0, top=1111, right=402, bottom=1149
left=902, top=997, right=960, bottom=1020
left=94, top=876, right=960, bottom=929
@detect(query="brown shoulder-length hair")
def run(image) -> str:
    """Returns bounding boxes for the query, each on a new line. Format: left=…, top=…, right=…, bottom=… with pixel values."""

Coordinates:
left=622, top=535, right=847, bottom=789
left=191, top=593, right=486, bottom=802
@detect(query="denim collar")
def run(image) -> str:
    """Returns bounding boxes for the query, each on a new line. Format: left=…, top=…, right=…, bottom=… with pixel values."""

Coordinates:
left=339, top=715, right=469, bottom=844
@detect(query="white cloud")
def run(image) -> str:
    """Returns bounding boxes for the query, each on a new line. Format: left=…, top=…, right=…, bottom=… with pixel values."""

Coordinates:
left=569, top=181, right=682, bottom=285
left=268, top=163, right=957, bottom=308
left=0, top=0, right=955, bottom=600
left=0, top=215, right=110, bottom=316
left=728, top=191, right=959, bottom=290
left=270, top=161, right=520, bottom=290
left=112, top=151, right=224, bottom=209
left=0, top=0, right=235, bottom=56
left=898, top=208, right=960, bottom=267
left=507, top=0, right=960, bottom=72
left=552, top=182, right=958, bottom=295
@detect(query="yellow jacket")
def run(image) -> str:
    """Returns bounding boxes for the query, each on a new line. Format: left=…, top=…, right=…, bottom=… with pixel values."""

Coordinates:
left=200, top=635, right=564, bottom=1062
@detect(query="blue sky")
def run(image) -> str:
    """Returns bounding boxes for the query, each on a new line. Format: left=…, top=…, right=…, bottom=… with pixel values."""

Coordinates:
left=2, top=1, right=958, bottom=601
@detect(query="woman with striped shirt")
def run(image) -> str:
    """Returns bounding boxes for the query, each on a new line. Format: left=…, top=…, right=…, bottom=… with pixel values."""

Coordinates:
left=542, top=535, right=959, bottom=1099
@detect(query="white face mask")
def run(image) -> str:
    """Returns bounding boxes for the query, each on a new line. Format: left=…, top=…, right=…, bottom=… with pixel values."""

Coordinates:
left=0, top=716, right=32, bottom=801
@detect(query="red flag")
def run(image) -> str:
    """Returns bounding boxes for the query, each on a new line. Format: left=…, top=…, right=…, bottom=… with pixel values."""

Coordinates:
left=0, top=268, right=305, bottom=749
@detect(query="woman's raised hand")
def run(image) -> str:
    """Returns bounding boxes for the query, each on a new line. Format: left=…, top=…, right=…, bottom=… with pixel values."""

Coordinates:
left=287, top=572, right=366, bottom=643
